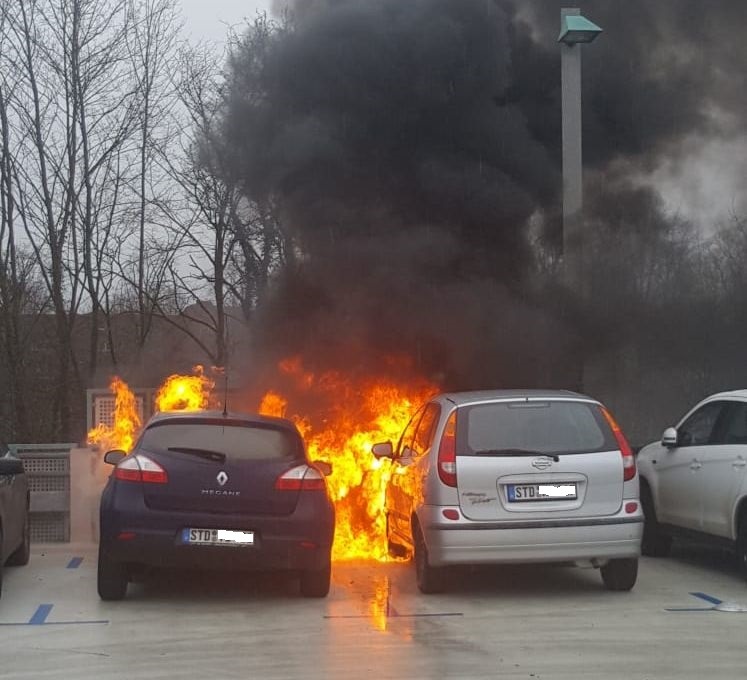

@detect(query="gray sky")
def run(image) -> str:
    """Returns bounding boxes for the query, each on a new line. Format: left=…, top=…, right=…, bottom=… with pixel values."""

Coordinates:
left=179, top=0, right=275, bottom=44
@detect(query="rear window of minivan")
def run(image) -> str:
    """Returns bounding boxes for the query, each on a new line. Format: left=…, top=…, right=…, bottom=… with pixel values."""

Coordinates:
left=457, top=400, right=617, bottom=456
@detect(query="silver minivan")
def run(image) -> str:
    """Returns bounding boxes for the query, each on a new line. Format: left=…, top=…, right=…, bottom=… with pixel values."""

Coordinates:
left=372, top=390, right=642, bottom=593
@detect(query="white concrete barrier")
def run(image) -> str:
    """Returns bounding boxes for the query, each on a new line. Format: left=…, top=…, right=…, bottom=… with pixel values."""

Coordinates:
left=69, top=447, right=111, bottom=543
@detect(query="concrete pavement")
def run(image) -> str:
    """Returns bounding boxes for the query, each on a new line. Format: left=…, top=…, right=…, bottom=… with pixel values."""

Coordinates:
left=0, top=542, right=745, bottom=679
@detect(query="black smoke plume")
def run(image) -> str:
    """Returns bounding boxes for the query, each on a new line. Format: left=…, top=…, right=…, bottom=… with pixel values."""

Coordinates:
left=225, top=0, right=746, bottom=390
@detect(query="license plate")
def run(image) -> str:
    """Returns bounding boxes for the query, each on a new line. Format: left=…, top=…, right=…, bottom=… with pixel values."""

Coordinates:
left=507, top=483, right=577, bottom=502
left=181, top=528, right=254, bottom=546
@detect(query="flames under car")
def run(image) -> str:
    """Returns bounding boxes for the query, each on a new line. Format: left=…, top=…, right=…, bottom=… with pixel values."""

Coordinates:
left=97, top=410, right=335, bottom=600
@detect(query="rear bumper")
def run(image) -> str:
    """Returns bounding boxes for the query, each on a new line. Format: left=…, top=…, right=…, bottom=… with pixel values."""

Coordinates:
left=420, top=505, right=643, bottom=567
left=100, top=485, right=334, bottom=573
left=103, top=529, right=332, bottom=572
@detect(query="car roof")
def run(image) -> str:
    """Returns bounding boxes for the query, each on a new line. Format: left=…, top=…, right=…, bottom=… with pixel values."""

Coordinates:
left=702, top=389, right=747, bottom=401
left=435, top=389, right=598, bottom=406
left=143, top=409, right=299, bottom=432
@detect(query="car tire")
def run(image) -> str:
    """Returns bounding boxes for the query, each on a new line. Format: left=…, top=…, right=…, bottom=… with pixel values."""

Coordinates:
left=640, top=483, right=672, bottom=557
left=413, top=522, right=445, bottom=594
left=300, top=562, right=331, bottom=598
left=7, top=512, right=31, bottom=567
left=97, top=547, right=128, bottom=601
left=600, top=558, right=638, bottom=591
left=736, top=511, right=747, bottom=581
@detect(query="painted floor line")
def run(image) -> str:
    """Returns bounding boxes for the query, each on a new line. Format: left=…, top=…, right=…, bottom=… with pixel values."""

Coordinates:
left=0, top=620, right=109, bottom=627
left=0, top=604, right=108, bottom=627
left=324, top=612, right=463, bottom=619
left=690, top=591, right=723, bottom=605
left=666, top=591, right=723, bottom=612
left=29, top=604, right=54, bottom=625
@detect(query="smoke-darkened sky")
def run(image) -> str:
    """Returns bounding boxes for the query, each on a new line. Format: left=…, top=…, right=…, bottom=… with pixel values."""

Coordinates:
left=224, top=0, right=746, bottom=388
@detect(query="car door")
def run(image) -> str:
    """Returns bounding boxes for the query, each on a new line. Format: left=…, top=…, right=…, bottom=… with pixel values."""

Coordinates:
left=699, top=400, right=747, bottom=538
left=399, top=403, right=440, bottom=521
left=387, top=406, right=424, bottom=539
left=656, top=400, right=729, bottom=530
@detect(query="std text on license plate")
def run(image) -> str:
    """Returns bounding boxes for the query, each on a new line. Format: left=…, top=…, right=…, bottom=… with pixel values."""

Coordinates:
left=507, top=483, right=577, bottom=502
left=182, top=528, right=254, bottom=546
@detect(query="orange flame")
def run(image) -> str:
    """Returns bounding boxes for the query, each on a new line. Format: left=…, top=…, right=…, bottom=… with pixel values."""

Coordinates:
left=258, top=391, right=288, bottom=418
left=259, top=357, right=438, bottom=562
left=87, top=359, right=437, bottom=563
left=155, top=365, right=214, bottom=412
left=87, top=376, right=141, bottom=452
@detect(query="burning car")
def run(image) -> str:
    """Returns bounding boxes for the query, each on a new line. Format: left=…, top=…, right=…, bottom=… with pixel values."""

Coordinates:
left=97, top=410, right=335, bottom=600
left=373, top=390, right=643, bottom=593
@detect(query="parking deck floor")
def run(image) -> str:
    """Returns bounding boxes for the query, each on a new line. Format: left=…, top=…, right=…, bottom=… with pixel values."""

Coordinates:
left=1, top=543, right=745, bottom=679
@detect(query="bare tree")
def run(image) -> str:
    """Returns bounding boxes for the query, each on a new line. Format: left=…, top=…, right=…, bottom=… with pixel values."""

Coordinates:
left=149, top=36, right=286, bottom=368
left=125, top=0, right=181, bottom=348
left=0, top=0, right=150, bottom=437
left=0, top=22, right=35, bottom=439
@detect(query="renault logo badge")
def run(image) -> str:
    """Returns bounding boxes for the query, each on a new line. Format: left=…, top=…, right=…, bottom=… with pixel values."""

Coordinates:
left=216, top=471, right=228, bottom=486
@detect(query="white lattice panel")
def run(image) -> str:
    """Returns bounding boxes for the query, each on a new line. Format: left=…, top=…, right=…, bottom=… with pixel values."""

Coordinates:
left=93, top=395, right=144, bottom=428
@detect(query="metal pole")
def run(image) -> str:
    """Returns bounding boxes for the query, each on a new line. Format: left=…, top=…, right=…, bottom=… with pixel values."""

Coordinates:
left=561, top=7, right=583, bottom=292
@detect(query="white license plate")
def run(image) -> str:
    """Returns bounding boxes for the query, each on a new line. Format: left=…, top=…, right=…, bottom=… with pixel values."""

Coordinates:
left=182, top=528, right=254, bottom=546
left=507, top=483, right=577, bottom=502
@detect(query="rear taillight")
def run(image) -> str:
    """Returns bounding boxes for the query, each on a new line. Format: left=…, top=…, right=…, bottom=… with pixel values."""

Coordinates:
left=437, top=411, right=457, bottom=488
left=113, top=454, right=168, bottom=484
left=601, top=408, right=636, bottom=482
left=275, top=465, right=327, bottom=491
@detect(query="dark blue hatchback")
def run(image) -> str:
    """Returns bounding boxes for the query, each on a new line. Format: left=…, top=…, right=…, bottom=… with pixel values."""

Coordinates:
left=98, top=411, right=335, bottom=600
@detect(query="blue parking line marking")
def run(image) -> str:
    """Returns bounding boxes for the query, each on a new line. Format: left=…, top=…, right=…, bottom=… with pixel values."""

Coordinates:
left=28, top=604, right=53, bottom=625
left=66, top=557, right=83, bottom=569
left=690, top=592, right=722, bottom=605
left=666, top=592, right=725, bottom=612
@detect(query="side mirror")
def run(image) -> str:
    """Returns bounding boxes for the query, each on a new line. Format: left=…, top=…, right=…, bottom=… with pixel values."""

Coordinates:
left=104, top=450, right=127, bottom=466
left=314, top=461, right=333, bottom=477
left=661, top=427, right=678, bottom=448
left=371, top=441, right=394, bottom=459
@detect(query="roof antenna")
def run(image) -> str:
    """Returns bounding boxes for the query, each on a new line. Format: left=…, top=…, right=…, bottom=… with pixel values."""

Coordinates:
left=218, top=367, right=228, bottom=416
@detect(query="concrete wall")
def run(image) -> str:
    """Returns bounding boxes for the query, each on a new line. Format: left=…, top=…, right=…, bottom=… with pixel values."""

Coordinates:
left=70, top=447, right=110, bottom=543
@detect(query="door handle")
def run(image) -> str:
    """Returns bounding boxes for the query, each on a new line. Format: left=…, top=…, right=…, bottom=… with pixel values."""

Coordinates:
left=733, top=458, right=747, bottom=469
left=690, top=460, right=702, bottom=470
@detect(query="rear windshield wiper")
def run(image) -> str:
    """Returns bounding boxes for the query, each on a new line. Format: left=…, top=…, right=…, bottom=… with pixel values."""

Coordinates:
left=473, top=448, right=560, bottom=462
left=167, top=446, right=226, bottom=463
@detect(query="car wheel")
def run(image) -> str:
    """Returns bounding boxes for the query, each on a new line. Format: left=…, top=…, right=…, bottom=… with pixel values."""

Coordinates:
left=97, top=546, right=128, bottom=601
left=7, top=512, right=31, bottom=567
left=413, top=522, right=445, bottom=594
left=640, top=483, right=672, bottom=557
left=300, top=562, right=331, bottom=598
left=600, top=558, right=638, bottom=591
left=736, top=511, right=747, bottom=581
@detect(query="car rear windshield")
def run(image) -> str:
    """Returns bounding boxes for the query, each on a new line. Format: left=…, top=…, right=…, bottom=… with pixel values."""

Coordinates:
left=139, top=419, right=303, bottom=461
left=456, top=400, right=617, bottom=456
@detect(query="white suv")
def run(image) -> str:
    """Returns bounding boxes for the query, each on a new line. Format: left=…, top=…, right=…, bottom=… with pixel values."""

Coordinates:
left=637, top=390, right=747, bottom=578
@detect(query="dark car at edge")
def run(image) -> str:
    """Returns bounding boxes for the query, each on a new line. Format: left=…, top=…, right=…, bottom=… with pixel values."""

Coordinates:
left=0, top=445, right=31, bottom=597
